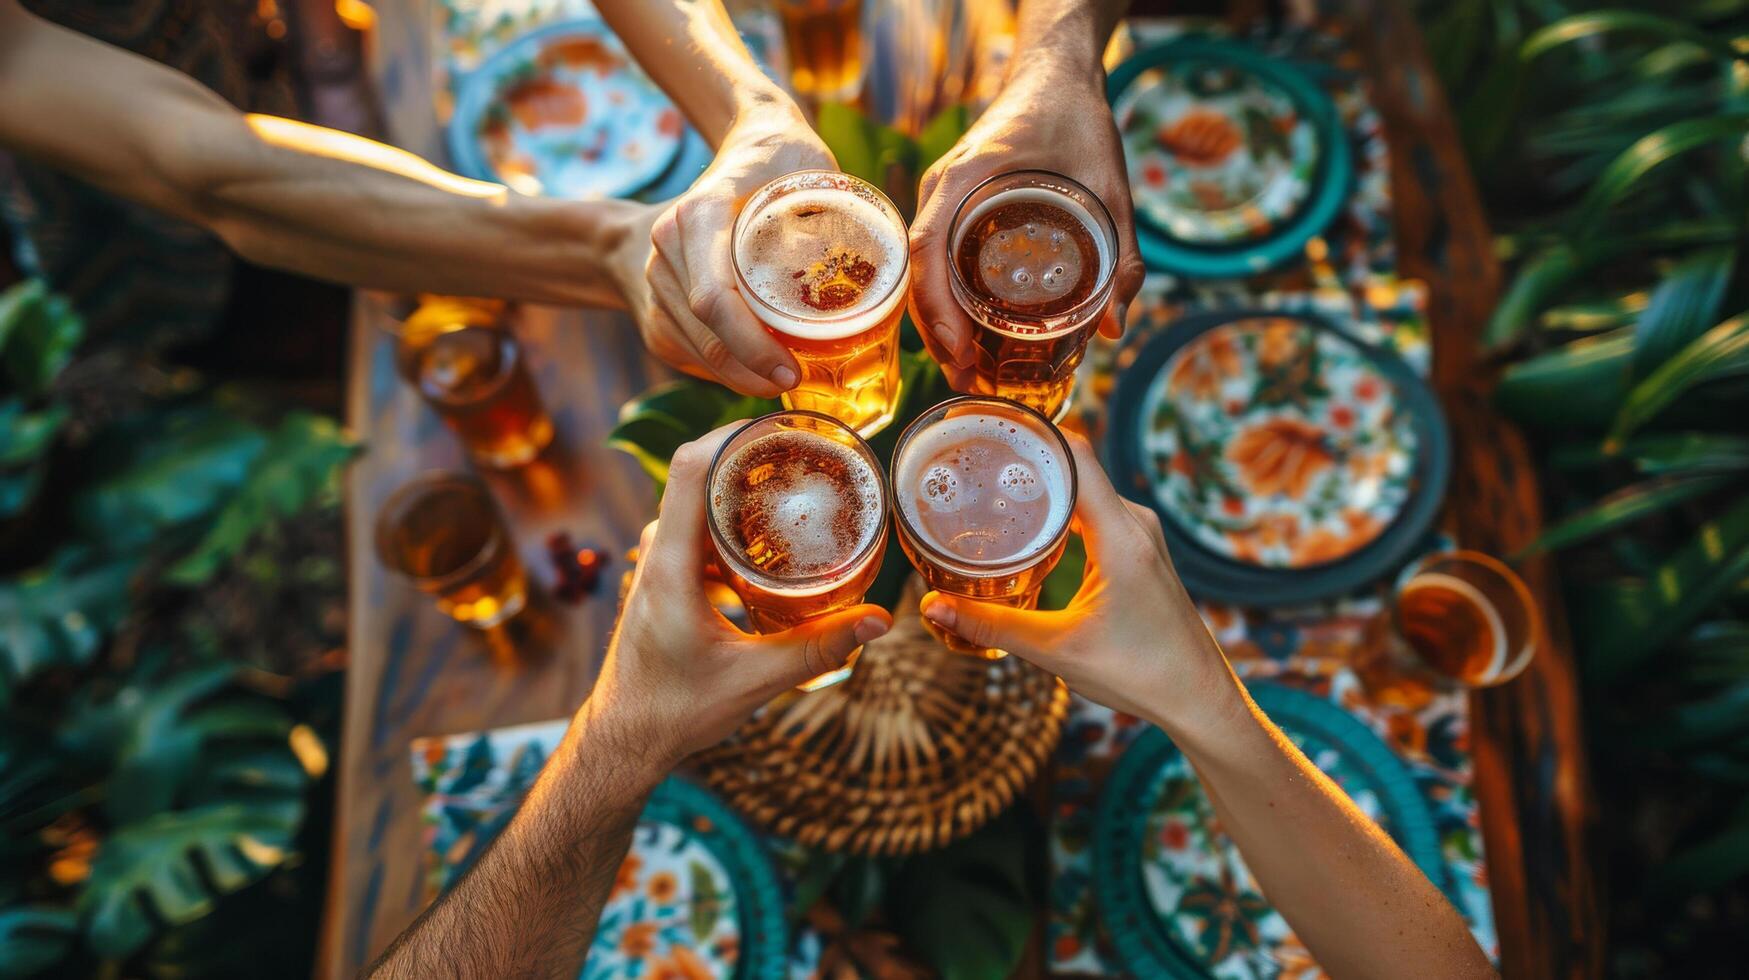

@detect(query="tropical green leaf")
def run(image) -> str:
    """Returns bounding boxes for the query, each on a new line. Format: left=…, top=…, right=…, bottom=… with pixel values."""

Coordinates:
left=1522, top=10, right=1748, bottom=64
left=1675, top=621, right=1749, bottom=684
left=1538, top=293, right=1648, bottom=333
left=1632, top=246, right=1736, bottom=376
left=0, top=548, right=136, bottom=702
left=1485, top=245, right=1583, bottom=347
left=886, top=808, right=1033, bottom=980
left=166, top=412, right=358, bottom=585
left=1039, top=534, right=1086, bottom=611
left=1650, top=819, right=1749, bottom=900
left=1571, top=113, right=1749, bottom=240
left=0, top=467, right=44, bottom=520
left=0, top=906, right=76, bottom=979
left=0, top=402, right=67, bottom=468
left=1619, top=433, right=1749, bottom=475
left=78, top=799, right=303, bottom=958
left=73, top=406, right=267, bottom=548
left=606, top=382, right=774, bottom=490
left=1610, top=314, right=1749, bottom=445
left=816, top=102, right=888, bottom=188
left=1523, top=473, right=1733, bottom=554
left=916, top=105, right=971, bottom=177
left=1581, top=496, right=1749, bottom=682
left=0, top=280, right=83, bottom=400
left=1494, top=329, right=1635, bottom=430
left=1628, top=681, right=1749, bottom=749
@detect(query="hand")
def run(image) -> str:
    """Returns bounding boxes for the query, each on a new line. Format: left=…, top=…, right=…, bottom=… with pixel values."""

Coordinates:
left=909, top=67, right=1147, bottom=375
left=644, top=108, right=836, bottom=397
left=586, top=425, right=893, bottom=763
left=607, top=202, right=720, bottom=381
left=918, top=434, right=1239, bottom=735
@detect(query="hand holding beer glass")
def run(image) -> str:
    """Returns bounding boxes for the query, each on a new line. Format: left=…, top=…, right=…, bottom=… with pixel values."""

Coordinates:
left=891, top=396, right=1077, bottom=659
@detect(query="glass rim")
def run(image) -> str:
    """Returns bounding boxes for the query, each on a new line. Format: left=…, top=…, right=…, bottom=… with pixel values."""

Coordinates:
left=889, top=394, right=1079, bottom=576
left=1398, top=549, right=1542, bottom=686
left=704, top=408, right=892, bottom=592
left=945, top=168, right=1120, bottom=331
left=374, top=471, right=510, bottom=591
left=729, top=169, right=912, bottom=329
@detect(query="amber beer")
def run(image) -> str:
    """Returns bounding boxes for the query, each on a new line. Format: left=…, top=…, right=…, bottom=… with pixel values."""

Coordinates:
left=392, top=296, right=554, bottom=468
left=733, top=170, right=908, bottom=438
left=375, top=473, right=527, bottom=628
left=1393, top=551, right=1540, bottom=687
left=776, top=0, right=865, bottom=101
left=891, top=396, right=1077, bottom=659
left=706, top=411, right=889, bottom=689
left=947, top=170, right=1118, bottom=421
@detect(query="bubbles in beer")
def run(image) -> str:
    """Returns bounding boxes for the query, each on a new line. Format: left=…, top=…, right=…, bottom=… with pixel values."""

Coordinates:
left=712, top=431, right=882, bottom=581
left=739, top=187, right=906, bottom=328
left=896, top=413, right=1071, bottom=564
left=954, top=190, right=1105, bottom=318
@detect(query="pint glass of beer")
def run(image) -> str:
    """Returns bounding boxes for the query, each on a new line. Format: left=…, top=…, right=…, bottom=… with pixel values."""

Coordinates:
left=706, top=410, right=890, bottom=689
left=890, top=396, right=1077, bottom=658
left=946, top=170, right=1118, bottom=421
left=389, top=296, right=554, bottom=469
left=775, top=0, right=865, bottom=101
left=376, top=472, right=528, bottom=628
left=732, top=170, right=909, bottom=438
left=1393, top=551, right=1541, bottom=687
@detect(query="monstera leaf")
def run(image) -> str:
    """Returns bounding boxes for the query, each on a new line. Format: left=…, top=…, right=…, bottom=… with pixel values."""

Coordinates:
left=166, top=411, right=359, bottom=585
left=0, top=547, right=136, bottom=703
left=0, top=906, right=76, bottom=980
left=78, top=798, right=303, bottom=959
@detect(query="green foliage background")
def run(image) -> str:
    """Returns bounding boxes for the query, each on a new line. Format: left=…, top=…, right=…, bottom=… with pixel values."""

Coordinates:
left=1420, top=1, right=1749, bottom=973
left=0, top=279, right=356, bottom=977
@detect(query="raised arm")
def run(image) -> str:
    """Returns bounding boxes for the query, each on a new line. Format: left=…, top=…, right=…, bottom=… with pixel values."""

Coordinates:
left=919, top=436, right=1496, bottom=980
left=592, top=0, right=833, bottom=397
left=0, top=1, right=642, bottom=308
left=909, top=0, right=1147, bottom=373
left=368, top=427, right=891, bottom=978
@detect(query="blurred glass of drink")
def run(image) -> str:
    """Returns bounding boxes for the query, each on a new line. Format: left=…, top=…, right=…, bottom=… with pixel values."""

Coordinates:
left=706, top=410, right=890, bottom=689
left=891, top=396, right=1077, bottom=658
left=732, top=170, right=909, bottom=438
left=391, top=296, right=554, bottom=468
left=375, top=473, right=528, bottom=628
left=946, top=170, right=1118, bottom=421
left=1393, top=550, right=1541, bottom=687
left=776, top=0, right=865, bottom=101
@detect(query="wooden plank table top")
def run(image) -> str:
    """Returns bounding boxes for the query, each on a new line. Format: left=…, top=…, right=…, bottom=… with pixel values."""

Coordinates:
left=323, top=2, right=1600, bottom=977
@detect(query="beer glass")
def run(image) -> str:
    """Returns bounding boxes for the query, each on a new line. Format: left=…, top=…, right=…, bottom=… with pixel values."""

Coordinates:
left=376, top=472, right=528, bottom=628
left=732, top=170, right=909, bottom=438
left=705, top=410, right=890, bottom=689
left=890, top=395, right=1077, bottom=659
left=388, top=296, right=554, bottom=468
left=946, top=170, right=1118, bottom=421
left=776, top=0, right=865, bottom=101
left=1393, top=551, right=1541, bottom=687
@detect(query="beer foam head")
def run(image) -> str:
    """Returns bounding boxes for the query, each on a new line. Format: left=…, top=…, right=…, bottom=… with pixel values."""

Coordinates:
left=896, top=411, right=1072, bottom=566
left=958, top=187, right=1112, bottom=295
left=735, top=183, right=908, bottom=340
left=711, top=429, right=884, bottom=588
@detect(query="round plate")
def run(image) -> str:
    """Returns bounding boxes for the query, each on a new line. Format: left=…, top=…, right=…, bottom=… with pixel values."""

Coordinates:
left=1104, top=310, right=1449, bottom=606
left=1108, top=38, right=1351, bottom=279
left=449, top=19, right=685, bottom=200
left=1092, top=683, right=1446, bottom=977
left=1142, top=317, right=1419, bottom=568
left=585, top=777, right=787, bottom=980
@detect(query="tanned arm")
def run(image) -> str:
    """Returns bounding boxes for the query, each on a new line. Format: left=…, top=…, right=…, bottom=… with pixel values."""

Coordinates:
left=921, top=435, right=1497, bottom=980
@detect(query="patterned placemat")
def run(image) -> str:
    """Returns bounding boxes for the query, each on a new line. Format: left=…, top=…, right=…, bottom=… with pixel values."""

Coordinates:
left=410, top=720, right=819, bottom=978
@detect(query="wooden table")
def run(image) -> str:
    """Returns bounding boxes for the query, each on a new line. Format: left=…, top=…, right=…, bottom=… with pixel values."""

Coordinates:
left=322, top=2, right=1600, bottom=976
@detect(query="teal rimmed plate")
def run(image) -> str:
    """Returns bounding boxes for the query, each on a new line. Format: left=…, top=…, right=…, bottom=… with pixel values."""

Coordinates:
left=1092, top=682, right=1445, bottom=977
left=1108, top=37, right=1351, bottom=279
left=582, top=776, right=787, bottom=980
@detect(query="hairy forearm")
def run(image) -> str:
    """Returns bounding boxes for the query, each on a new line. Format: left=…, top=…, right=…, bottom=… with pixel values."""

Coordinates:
left=369, top=700, right=664, bottom=979
left=1010, top=0, right=1130, bottom=81
left=592, top=0, right=800, bottom=148
left=1158, top=664, right=1494, bottom=979
left=0, top=6, right=630, bottom=306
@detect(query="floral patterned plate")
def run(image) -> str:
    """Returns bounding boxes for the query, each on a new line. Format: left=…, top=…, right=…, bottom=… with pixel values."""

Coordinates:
left=447, top=19, right=685, bottom=200
left=411, top=723, right=787, bottom=979
left=1092, top=682, right=1445, bottom=978
left=1108, top=38, right=1351, bottom=279
left=1143, top=316, right=1418, bottom=568
left=1103, top=309, right=1450, bottom=606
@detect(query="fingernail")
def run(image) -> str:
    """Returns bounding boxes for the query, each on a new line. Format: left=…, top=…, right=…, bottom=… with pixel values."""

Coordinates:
left=854, top=616, right=889, bottom=645
left=921, top=600, right=955, bottom=629
left=771, top=365, right=798, bottom=389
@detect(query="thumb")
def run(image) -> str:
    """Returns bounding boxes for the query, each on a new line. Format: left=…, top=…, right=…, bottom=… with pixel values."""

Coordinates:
left=919, top=591, right=1065, bottom=664
left=753, top=604, right=892, bottom=692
